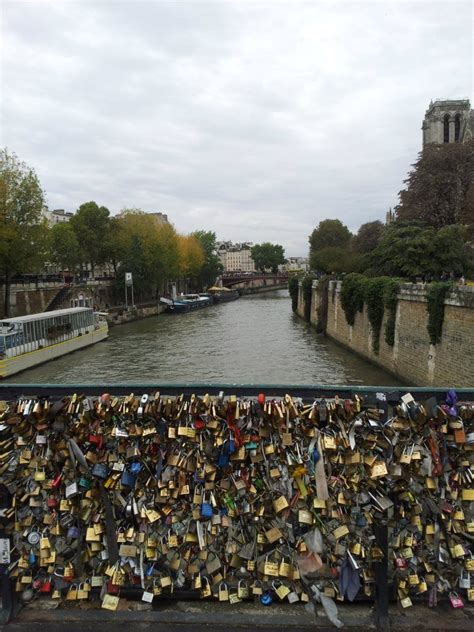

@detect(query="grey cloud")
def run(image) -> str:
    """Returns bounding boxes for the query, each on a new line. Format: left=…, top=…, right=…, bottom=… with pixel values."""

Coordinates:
left=1, top=0, right=472, bottom=256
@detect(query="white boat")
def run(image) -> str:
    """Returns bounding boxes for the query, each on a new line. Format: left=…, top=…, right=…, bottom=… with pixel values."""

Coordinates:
left=0, top=307, right=108, bottom=378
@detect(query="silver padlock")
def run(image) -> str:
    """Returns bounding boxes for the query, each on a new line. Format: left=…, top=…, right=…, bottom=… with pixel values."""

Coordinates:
left=459, top=570, right=471, bottom=589
left=27, top=528, right=40, bottom=546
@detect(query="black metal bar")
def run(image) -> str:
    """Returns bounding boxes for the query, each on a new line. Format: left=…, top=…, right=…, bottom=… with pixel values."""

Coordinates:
left=0, top=383, right=473, bottom=401
left=0, top=565, right=13, bottom=624
left=374, top=522, right=389, bottom=630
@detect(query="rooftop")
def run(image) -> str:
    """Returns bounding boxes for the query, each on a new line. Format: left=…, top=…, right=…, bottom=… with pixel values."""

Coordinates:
left=0, top=307, right=93, bottom=324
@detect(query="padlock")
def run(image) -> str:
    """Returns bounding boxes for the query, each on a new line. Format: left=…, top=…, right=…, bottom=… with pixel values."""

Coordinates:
left=449, top=591, right=464, bottom=608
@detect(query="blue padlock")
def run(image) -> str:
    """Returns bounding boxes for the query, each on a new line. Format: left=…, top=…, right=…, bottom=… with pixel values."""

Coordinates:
left=91, top=462, right=109, bottom=479
left=260, top=590, right=273, bottom=606
left=227, top=433, right=236, bottom=454
left=312, top=447, right=321, bottom=463
left=200, top=494, right=213, bottom=519
left=218, top=450, right=230, bottom=467
left=121, top=469, right=136, bottom=488
left=356, top=514, right=367, bottom=527
left=130, top=462, right=142, bottom=476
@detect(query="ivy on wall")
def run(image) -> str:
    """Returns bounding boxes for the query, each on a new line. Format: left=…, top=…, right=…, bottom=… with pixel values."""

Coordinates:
left=341, top=275, right=401, bottom=354
left=301, top=275, right=314, bottom=322
left=288, top=276, right=299, bottom=313
left=315, top=276, right=330, bottom=333
left=383, top=279, right=400, bottom=347
left=426, top=282, right=451, bottom=345
left=340, top=274, right=365, bottom=326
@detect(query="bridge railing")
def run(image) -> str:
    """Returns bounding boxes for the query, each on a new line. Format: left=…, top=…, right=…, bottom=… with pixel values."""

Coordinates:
left=0, top=383, right=472, bottom=628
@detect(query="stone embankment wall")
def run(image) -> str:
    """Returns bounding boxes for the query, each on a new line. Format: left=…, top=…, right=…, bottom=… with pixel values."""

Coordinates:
left=297, top=280, right=474, bottom=387
left=106, top=303, right=167, bottom=326
left=1, top=281, right=115, bottom=317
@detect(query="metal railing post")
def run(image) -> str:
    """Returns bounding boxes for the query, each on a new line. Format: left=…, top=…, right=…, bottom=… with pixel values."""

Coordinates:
left=374, top=521, right=389, bottom=630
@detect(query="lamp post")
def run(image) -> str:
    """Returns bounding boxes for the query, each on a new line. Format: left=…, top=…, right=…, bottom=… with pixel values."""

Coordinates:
left=125, top=272, right=134, bottom=309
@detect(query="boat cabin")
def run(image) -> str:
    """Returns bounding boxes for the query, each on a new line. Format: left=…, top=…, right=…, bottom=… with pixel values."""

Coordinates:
left=0, top=307, right=99, bottom=357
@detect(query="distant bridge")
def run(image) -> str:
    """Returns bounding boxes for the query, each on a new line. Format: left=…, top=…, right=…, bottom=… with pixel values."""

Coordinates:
left=221, top=273, right=289, bottom=290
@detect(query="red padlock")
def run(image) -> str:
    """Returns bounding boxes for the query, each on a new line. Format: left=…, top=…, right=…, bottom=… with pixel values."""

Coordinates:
left=194, top=418, right=205, bottom=430
left=89, top=433, right=103, bottom=450
left=40, top=577, right=52, bottom=593
left=257, top=393, right=265, bottom=406
left=106, top=580, right=120, bottom=594
left=47, top=496, right=58, bottom=509
left=51, top=473, right=62, bottom=489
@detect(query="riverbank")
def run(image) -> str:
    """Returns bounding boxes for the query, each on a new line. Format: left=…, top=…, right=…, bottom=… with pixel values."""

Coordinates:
left=105, top=302, right=167, bottom=327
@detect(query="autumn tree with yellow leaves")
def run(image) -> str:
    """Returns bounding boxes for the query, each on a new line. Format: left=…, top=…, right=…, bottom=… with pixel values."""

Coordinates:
left=113, top=209, right=205, bottom=302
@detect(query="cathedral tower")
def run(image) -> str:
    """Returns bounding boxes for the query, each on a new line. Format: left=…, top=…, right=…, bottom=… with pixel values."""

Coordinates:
left=422, top=99, right=473, bottom=146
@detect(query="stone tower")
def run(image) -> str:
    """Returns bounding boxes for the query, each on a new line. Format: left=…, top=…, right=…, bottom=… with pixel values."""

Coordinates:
left=422, top=99, right=473, bottom=146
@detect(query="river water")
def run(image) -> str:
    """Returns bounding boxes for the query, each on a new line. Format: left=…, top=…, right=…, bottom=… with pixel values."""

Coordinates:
left=5, top=291, right=402, bottom=386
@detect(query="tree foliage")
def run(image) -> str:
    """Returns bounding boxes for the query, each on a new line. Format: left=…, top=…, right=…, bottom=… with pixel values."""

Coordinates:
left=113, top=210, right=180, bottom=301
left=192, top=230, right=223, bottom=289
left=177, top=234, right=205, bottom=281
left=396, top=140, right=474, bottom=230
left=69, top=201, right=111, bottom=273
left=353, top=221, right=384, bottom=254
left=0, top=149, right=48, bottom=315
left=47, top=223, right=81, bottom=272
left=309, top=220, right=353, bottom=272
left=370, top=221, right=472, bottom=278
left=251, top=242, right=286, bottom=273
left=310, top=246, right=362, bottom=275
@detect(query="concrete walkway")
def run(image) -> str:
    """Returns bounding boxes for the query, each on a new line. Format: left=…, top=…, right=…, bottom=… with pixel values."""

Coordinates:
left=4, top=599, right=473, bottom=631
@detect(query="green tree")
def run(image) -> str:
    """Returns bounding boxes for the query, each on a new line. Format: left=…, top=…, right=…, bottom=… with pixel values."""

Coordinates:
left=47, top=222, right=81, bottom=272
left=370, top=221, right=472, bottom=278
left=396, top=140, right=474, bottom=230
left=309, top=219, right=352, bottom=271
left=310, top=246, right=361, bottom=274
left=69, top=201, right=111, bottom=275
left=353, top=221, right=385, bottom=254
left=0, top=149, right=48, bottom=316
left=114, top=210, right=177, bottom=301
left=192, top=230, right=223, bottom=289
left=251, top=242, right=286, bottom=273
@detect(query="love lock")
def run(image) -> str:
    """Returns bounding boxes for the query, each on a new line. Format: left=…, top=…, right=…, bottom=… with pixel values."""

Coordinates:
left=260, top=590, right=273, bottom=606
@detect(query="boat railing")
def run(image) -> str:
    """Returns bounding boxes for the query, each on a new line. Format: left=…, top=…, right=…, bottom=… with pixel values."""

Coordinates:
left=0, top=322, right=98, bottom=358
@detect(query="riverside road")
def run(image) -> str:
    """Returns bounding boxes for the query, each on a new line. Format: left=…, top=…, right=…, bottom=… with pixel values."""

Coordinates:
left=3, top=290, right=401, bottom=386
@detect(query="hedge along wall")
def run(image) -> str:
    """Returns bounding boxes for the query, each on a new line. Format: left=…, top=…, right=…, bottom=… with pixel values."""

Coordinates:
left=322, top=281, right=474, bottom=387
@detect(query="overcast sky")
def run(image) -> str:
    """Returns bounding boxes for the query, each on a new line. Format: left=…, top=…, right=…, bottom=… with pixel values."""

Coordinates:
left=1, top=1, right=472, bottom=255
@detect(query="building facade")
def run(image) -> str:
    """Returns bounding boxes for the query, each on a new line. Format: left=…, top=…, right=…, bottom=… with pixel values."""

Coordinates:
left=42, top=208, right=74, bottom=226
left=279, top=257, right=309, bottom=273
left=217, top=242, right=256, bottom=273
left=422, top=99, right=473, bottom=146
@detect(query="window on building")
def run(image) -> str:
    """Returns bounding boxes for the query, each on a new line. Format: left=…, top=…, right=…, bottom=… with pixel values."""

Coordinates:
left=454, top=113, right=461, bottom=142
left=443, top=114, right=450, bottom=143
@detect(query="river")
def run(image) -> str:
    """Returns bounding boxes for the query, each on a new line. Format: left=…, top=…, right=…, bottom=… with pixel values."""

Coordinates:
left=5, top=291, right=402, bottom=385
